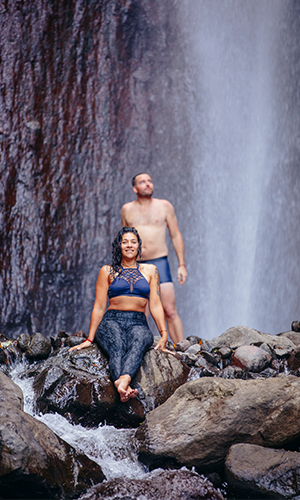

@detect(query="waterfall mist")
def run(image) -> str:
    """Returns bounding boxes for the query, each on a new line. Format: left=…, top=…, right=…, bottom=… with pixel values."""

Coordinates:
left=173, top=0, right=300, bottom=338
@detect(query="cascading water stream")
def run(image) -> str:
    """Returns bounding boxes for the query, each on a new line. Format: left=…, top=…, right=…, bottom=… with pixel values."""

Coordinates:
left=9, top=362, right=148, bottom=481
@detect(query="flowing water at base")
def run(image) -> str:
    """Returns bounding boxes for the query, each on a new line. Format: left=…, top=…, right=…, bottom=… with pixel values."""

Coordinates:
left=10, top=362, right=148, bottom=481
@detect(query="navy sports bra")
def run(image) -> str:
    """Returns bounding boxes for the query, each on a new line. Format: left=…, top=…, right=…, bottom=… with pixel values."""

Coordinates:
left=108, top=265, right=150, bottom=300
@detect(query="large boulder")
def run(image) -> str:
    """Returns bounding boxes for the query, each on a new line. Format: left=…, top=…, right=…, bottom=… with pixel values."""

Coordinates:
left=77, top=468, right=225, bottom=500
left=210, top=326, right=295, bottom=356
left=136, top=375, right=300, bottom=470
left=225, top=443, right=300, bottom=499
left=33, top=343, right=189, bottom=427
left=0, top=371, right=105, bottom=499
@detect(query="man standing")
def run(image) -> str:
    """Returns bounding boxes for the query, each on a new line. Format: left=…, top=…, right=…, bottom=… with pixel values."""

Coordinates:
left=121, top=173, right=187, bottom=343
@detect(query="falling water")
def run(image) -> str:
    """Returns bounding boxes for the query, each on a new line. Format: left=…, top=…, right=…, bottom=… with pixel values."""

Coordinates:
left=173, top=0, right=300, bottom=339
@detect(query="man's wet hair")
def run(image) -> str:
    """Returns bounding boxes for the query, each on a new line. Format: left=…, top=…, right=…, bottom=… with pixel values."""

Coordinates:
left=132, top=172, right=148, bottom=186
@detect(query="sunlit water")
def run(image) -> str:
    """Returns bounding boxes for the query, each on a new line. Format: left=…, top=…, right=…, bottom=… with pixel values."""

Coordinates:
left=10, top=362, right=148, bottom=481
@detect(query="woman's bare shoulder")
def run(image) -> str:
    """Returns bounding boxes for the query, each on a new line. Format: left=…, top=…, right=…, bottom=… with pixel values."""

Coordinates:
left=139, top=263, right=158, bottom=278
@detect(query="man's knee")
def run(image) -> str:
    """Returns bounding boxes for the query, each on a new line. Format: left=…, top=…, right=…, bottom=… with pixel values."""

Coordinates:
left=163, top=303, right=178, bottom=322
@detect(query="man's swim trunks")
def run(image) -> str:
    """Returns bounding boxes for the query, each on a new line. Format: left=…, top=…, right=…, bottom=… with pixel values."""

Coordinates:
left=139, top=256, right=172, bottom=284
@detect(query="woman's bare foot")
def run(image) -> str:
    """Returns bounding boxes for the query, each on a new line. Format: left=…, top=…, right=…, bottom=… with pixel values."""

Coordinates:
left=114, top=375, right=137, bottom=402
left=126, top=386, right=138, bottom=399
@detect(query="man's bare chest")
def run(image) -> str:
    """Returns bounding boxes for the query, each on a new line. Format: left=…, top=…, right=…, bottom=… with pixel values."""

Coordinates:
left=128, top=207, right=166, bottom=227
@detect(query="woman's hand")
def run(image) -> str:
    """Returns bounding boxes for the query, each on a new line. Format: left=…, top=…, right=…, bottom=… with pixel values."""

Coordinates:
left=69, top=340, right=92, bottom=352
left=154, top=337, right=167, bottom=352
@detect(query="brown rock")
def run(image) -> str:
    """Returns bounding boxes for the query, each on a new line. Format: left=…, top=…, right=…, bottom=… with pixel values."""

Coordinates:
left=136, top=376, right=300, bottom=470
left=225, top=443, right=300, bottom=498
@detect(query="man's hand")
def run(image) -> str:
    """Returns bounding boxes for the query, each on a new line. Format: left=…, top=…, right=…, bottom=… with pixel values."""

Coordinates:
left=177, top=265, right=188, bottom=285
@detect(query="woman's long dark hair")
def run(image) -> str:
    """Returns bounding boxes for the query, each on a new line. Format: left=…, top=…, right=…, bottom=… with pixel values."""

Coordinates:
left=110, top=226, right=142, bottom=275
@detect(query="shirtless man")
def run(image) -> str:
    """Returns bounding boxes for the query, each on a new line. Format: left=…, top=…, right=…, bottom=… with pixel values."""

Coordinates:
left=121, top=172, right=187, bottom=343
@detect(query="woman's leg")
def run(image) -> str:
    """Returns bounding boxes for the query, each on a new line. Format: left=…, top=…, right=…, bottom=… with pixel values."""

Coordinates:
left=95, top=314, right=126, bottom=382
left=121, top=322, right=153, bottom=380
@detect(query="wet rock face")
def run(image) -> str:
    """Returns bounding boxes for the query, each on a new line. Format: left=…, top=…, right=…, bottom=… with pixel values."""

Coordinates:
left=0, top=0, right=189, bottom=338
left=0, top=371, right=105, bottom=499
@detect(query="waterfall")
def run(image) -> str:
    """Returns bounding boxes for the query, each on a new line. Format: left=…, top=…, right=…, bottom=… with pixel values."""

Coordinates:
left=173, top=0, right=300, bottom=338
left=1, top=0, right=300, bottom=341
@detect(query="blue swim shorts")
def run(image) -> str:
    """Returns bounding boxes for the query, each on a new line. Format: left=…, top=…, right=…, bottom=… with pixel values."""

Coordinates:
left=140, top=256, right=172, bottom=284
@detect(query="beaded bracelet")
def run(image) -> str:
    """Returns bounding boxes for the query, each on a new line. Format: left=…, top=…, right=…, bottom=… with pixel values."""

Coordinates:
left=178, top=264, right=186, bottom=267
left=86, top=338, right=93, bottom=343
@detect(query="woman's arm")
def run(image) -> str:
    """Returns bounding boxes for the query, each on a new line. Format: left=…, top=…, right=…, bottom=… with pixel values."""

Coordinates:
left=148, top=265, right=168, bottom=351
left=69, top=266, right=110, bottom=351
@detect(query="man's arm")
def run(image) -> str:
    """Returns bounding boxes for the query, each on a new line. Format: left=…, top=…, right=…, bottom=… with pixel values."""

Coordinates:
left=121, top=204, right=128, bottom=227
left=165, top=201, right=188, bottom=285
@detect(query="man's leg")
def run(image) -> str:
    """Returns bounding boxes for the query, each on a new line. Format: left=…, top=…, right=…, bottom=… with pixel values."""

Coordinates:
left=160, top=282, right=184, bottom=344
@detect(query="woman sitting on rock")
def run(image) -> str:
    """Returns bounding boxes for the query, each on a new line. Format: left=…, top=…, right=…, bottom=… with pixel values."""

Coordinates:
left=69, top=226, right=167, bottom=402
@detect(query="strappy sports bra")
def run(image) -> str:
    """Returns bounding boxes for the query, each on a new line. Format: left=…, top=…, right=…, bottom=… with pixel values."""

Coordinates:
left=108, top=265, right=150, bottom=300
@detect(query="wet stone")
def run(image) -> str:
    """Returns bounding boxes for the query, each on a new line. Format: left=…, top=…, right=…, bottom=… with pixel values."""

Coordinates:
left=17, top=333, right=31, bottom=352
left=200, top=339, right=214, bottom=352
left=201, top=350, right=222, bottom=367
left=185, top=344, right=201, bottom=355
left=25, top=332, right=51, bottom=361
left=64, top=336, right=86, bottom=348
left=216, top=346, right=232, bottom=359
left=174, top=339, right=191, bottom=352
left=181, top=352, right=198, bottom=366
left=292, top=320, right=300, bottom=332
left=220, top=365, right=248, bottom=380
left=186, top=335, right=202, bottom=345
left=0, top=348, right=6, bottom=364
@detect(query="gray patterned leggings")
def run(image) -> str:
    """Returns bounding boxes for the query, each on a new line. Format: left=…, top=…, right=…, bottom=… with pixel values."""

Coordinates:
left=95, top=310, right=153, bottom=381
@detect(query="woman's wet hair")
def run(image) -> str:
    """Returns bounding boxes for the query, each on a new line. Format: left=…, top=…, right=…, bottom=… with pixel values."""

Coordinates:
left=111, top=226, right=142, bottom=274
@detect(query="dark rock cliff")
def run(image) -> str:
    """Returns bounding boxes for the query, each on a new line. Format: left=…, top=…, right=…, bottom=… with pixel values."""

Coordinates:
left=0, top=0, right=192, bottom=338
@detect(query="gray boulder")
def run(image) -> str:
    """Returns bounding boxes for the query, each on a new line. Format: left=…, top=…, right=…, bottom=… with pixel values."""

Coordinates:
left=210, top=326, right=295, bottom=356
left=77, top=468, right=225, bottom=500
left=225, top=443, right=300, bottom=499
left=0, top=371, right=105, bottom=499
left=136, top=376, right=300, bottom=470
left=231, top=345, right=272, bottom=372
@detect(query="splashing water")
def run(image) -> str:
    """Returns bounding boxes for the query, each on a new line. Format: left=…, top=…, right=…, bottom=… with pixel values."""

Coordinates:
left=10, top=362, right=148, bottom=480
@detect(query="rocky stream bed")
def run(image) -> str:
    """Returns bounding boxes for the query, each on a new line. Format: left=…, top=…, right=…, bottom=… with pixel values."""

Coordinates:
left=1, top=323, right=300, bottom=499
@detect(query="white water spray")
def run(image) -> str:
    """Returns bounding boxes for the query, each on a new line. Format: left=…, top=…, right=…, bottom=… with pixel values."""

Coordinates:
left=10, top=362, right=147, bottom=481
